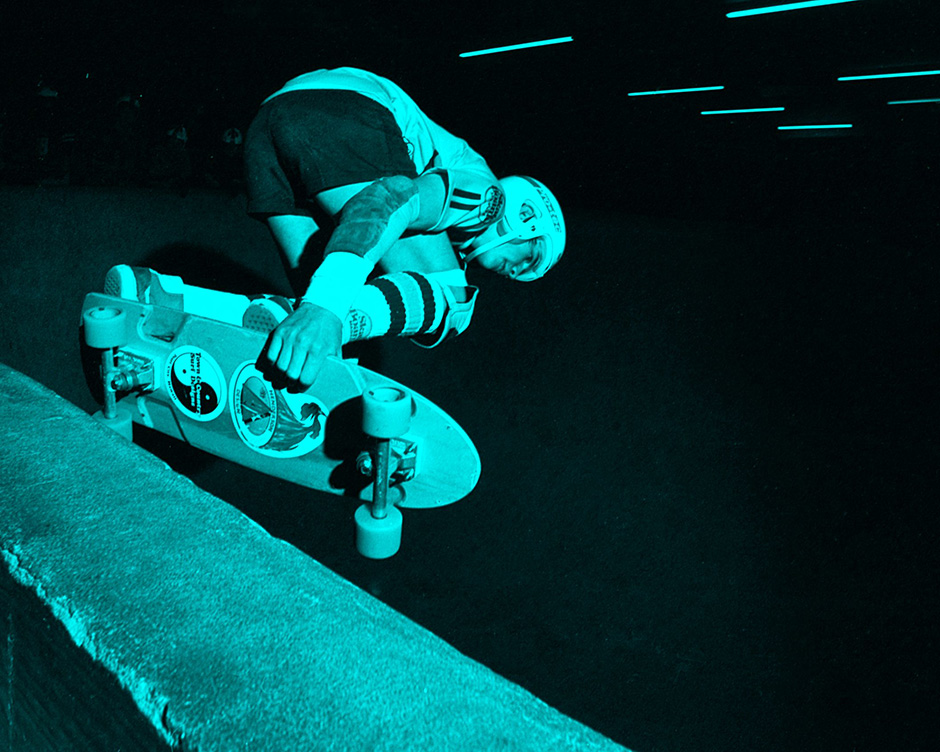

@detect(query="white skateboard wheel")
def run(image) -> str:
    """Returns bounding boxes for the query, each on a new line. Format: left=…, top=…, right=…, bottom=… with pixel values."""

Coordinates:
left=355, top=504, right=403, bottom=559
left=92, top=407, right=133, bottom=441
left=83, top=306, right=127, bottom=349
left=361, top=386, right=412, bottom=439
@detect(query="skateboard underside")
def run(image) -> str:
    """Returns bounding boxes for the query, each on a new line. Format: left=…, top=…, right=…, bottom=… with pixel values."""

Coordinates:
left=81, top=293, right=480, bottom=508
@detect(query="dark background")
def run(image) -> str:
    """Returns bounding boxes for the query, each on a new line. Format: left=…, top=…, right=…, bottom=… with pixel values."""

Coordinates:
left=3, top=0, right=938, bottom=223
left=1, top=2, right=938, bottom=751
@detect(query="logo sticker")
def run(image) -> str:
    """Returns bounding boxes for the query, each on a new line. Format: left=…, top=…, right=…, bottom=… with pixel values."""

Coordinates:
left=164, top=347, right=226, bottom=421
left=481, top=185, right=505, bottom=225
left=230, top=362, right=327, bottom=458
left=346, top=309, right=373, bottom=341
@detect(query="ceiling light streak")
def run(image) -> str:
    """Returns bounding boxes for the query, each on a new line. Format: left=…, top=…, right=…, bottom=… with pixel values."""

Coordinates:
left=628, top=86, right=725, bottom=97
left=727, top=0, right=861, bottom=18
left=838, top=70, right=940, bottom=81
left=887, top=98, right=940, bottom=105
left=701, top=107, right=786, bottom=115
left=778, top=124, right=853, bottom=130
left=459, top=37, right=573, bottom=58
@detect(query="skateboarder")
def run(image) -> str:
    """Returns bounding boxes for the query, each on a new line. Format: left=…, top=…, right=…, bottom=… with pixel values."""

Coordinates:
left=244, top=67, right=565, bottom=388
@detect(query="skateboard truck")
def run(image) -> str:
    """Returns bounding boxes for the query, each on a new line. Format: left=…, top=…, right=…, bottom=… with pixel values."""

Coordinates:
left=355, top=439, right=418, bottom=483
left=83, top=306, right=135, bottom=440
left=355, top=386, right=414, bottom=559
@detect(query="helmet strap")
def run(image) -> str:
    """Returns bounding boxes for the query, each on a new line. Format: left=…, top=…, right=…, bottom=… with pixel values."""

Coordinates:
left=463, top=232, right=519, bottom=264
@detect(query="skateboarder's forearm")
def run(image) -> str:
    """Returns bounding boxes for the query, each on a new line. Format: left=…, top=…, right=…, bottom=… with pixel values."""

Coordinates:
left=300, top=175, right=447, bottom=320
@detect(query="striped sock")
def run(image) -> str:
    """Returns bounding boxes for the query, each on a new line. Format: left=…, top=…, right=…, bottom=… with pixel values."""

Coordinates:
left=343, top=272, right=447, bottom=344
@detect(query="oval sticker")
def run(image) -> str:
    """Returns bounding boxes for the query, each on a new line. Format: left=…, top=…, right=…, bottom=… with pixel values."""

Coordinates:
left=230, top=362, right=327, bottom=458
left=164, top=346, right=226, bottom=422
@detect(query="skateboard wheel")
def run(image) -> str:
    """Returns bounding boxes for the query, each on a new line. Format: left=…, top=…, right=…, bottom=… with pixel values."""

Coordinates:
left=355, top=504, right=403, bottom=559
left=92, top=407, right=133, bottom=440
left=361, top=387, right=412, bottom=439
left=83, top=306, right=128, bottom=349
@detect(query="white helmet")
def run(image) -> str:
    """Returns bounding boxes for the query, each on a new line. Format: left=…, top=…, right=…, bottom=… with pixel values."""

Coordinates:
left=462, top=176, right=565, bottom=281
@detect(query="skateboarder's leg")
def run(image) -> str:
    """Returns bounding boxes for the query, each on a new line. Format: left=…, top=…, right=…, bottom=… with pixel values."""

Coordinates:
left=104, top=263, right=476, bottom=344
left=340, top=269, right=476, bottom=346
left=239, top=267, right=474, bottom=344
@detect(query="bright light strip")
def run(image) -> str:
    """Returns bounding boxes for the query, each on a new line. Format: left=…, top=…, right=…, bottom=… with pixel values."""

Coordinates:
left=701, top=107, right=786, bottom=114
left=887, top=98, right=940, bottom=105
left=778, top=124, right=853, bottom=129
left=628, top=86, right=725, bottom=97
left=727, top=0, right=861, bottom=17
left=838, top=69, right=940, bottom=81
left=459, top=36, right=573, bottom=58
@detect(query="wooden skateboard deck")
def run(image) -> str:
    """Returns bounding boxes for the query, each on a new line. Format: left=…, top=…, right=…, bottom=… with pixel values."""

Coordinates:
left=81, top=293, right=480, bottom=508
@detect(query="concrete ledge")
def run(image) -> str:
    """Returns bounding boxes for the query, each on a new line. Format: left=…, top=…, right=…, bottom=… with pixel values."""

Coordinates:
left=0, top=363, right=630, bottom=752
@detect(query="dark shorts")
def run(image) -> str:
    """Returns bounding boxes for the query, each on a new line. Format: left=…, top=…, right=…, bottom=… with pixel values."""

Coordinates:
left=244, top=90, right=417, bottom=219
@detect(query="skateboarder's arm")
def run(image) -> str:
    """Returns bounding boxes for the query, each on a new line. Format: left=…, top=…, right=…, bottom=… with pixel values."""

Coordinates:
left=299, top=169, right=498, bottom=314
left=318, top=167, right=500, bottom=264
left=265, top=170, right=495, bottom=389
left=295, top=174, right=444, bottom=318
left=318, top=174, right=443, bottom=261
left=262, top=301, right=342, bottom=389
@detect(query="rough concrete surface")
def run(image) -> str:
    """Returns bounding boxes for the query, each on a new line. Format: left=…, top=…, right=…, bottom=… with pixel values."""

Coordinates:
left=0, top=362, right=630, bottom=751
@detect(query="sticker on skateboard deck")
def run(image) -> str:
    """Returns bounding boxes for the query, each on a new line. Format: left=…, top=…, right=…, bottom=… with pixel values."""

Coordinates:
left=165, top=346, right=226, bottom=421
left=230, top=361, right=328, bottom=458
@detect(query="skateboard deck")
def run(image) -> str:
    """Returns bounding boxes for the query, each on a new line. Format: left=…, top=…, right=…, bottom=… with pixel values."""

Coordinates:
left=81, top=292, right=480, bottom=508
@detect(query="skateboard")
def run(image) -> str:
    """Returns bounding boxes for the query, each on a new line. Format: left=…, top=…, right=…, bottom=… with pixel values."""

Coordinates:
left=80, top=292, right=481, bottom=558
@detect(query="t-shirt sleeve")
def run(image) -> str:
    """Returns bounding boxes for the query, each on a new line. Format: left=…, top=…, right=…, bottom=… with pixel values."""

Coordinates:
left=423, top=168, right=506, bottom=233
left=421, top=117, right=496, bottom=177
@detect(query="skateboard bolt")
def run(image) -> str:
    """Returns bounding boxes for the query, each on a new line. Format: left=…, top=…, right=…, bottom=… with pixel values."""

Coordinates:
left=356, top=451, right=374, bottom=476
left=111, top=371, right=139, bottom=391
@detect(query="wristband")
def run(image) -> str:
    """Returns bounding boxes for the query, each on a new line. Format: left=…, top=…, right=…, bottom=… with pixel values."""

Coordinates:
left=301, top=252, right=374, bottom=320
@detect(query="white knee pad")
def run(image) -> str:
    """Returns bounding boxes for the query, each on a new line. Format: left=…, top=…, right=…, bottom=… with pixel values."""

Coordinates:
left=412, top=270, right=479, bottom=349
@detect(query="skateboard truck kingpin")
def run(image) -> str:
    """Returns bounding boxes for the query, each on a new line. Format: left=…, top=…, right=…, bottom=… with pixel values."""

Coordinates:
left=355, top=386, right=414, bottom=559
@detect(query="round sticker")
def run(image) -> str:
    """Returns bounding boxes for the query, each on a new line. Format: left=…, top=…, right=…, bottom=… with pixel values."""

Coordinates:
left=230, top=362, right=327, bottom=458
left=164, top=347, right=226, bottom=421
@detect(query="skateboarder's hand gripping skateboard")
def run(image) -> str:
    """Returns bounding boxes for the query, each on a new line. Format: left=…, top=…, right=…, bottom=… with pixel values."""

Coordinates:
left=263, top=302, right=342, bottom=389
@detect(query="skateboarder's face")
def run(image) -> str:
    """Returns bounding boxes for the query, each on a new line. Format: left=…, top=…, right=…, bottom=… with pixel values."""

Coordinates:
left=472, top=236, right=540, bottom=279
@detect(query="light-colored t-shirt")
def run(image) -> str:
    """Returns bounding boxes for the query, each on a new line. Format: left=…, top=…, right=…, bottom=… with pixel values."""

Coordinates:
left=264, top=67, right=505, bottom=234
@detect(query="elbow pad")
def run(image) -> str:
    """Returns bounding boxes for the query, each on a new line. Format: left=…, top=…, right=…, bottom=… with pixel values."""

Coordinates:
left=326, top=176, right=421, bottom=264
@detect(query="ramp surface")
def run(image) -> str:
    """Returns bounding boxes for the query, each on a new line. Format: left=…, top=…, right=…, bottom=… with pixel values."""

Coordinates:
left=0, top=363, right=630, bottom=752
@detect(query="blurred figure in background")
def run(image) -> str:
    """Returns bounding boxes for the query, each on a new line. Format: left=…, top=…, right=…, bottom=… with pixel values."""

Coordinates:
left=147, top=125, right=193, bottom=195
left=203, top=126, right=245, bottom=194
left=80, top=92, right=146, bottom=186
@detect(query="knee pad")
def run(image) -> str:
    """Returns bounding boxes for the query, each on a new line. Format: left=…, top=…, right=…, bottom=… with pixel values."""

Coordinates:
left=411, top=271, right=479, bottom=349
